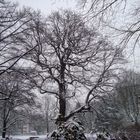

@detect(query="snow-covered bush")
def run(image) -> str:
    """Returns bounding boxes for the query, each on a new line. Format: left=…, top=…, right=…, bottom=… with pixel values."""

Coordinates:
left=49, top=117, right=87, bottom=140
left=96, top=133, right=110, bottom=140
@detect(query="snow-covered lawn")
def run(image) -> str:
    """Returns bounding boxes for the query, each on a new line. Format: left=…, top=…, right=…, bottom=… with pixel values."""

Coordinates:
left=0, top=134, right=97, bottom=140
left=0, top=135, right=47, bottom=140
left=85, top=134, right=97, bottom=140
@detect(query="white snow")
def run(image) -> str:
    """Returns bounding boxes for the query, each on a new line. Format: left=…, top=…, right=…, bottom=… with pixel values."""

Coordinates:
left=0, top=134, right=97, bottom=140
left=85, top=133, right=97, bottom=140
left=0, top=135, right=47, bottom=140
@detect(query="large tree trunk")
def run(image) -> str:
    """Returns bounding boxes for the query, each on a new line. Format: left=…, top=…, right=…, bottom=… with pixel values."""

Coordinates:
left=56, top=82, right=66, bottom=125
left=59, top=95, right=66, bottom=117
left=2, top=130, right=6, bottom=139
left=56, top=63, right=66, bottom=124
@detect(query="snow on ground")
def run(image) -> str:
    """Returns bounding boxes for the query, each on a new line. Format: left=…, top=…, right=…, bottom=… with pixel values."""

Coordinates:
left=85, top=134, right=97, bottom=140
left=0, top=134, right=97, bottom=140
left=0, top=135, right=47, bottom=140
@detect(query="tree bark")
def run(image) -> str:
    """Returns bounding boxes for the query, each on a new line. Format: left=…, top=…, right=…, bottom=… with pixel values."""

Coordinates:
left=58, top=83, right=66, bottom=123
left=57, top=62, right=66, bottom=124
left=59, top=84, right=66, bottom=116
left=59, top=95, right=66, bottom=117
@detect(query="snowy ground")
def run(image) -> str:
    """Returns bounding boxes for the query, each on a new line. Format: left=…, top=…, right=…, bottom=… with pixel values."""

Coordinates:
left=0, top=135, right=45, bottom=140
left=0, top=134, right=97, bottom=140
left=85, top=134, right=97, bottom=140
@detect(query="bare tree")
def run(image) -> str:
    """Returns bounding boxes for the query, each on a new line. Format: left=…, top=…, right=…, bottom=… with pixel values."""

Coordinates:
left=0, top=0, right=38, bottom=76
left=79, top=0, right=140, bottom=49
left=116, top=70, right=140, bottom=127
left=77, top=0, right=126, bottom=22
left=119, top=3, right=140, bottom=49
left=0, top=71, right=36, bottom=138
left=93, top=93, right=123, bottom=132
left=17, top=10, right=124, bottom=124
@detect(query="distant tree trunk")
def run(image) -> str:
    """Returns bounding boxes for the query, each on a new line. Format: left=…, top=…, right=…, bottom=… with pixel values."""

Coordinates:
left=45, top=97, right=50, bottom=133
left=134, top=119, right=139, bottom=131
left=46, top=111, right=49, bottom=133
left=2, top=99, right=7, bottom=138
left=2, top=120, right=7, bottom=138
left=135, top=119, right=138, bottom=126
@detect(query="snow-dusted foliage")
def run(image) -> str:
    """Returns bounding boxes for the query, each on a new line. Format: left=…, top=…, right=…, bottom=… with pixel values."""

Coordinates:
left=49, top=117, right=87, bottom=140
left=96, top=132, right=114, bottom=140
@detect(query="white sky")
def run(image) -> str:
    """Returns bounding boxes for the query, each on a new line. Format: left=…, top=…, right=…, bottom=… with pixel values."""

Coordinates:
left=12, top=0, right=140, bottom=71
left=12, top=0, right=78, bottom=15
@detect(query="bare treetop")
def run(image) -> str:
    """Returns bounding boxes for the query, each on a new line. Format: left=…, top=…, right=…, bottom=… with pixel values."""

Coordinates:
left=15, top=9, right=124, bottom=123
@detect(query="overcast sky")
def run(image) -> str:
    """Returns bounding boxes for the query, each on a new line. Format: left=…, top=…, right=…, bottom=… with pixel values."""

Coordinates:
left=12, top=0, right=140, bottom=71
left=13, top=0, right=77, bottom=15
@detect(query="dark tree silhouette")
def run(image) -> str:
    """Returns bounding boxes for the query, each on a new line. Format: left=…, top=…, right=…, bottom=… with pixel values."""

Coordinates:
left=17, top=10, right=124, bottom=124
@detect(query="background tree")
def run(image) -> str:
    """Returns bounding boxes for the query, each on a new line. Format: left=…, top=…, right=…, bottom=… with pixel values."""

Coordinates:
left=116, top=70, right=140, bottom=128
left=0, top=70, right=36, bottom=138
left=92, top=70, right=140, bottom=133
left=77, top=0, right=126, bottom=22
left=28, top=112, right=46, bottom=134
left=42, top=95, right=57, bottom=133
left=78, top=0, right=140, bottom=50
left=75, top=102, right=95, bottom=132
left=93, top=94, right=123, bottom=132
left=0, top=0, right=37, bottom=76
left=74, top=94, right=123, bottom=133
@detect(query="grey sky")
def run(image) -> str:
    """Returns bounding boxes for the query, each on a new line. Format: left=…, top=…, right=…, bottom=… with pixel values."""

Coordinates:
left=12, top=0, right=140, bottom=71
left=13, top=0, right=77, bottom=15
